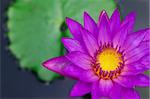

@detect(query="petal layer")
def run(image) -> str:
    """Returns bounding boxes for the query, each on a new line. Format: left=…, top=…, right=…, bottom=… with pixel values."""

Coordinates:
left=122, top=62, right=148, bottom=76
left=70, top=81, right=91, bottom=96
left=134, top=74, right=150, bottom=87
left=81, top=28, right=99, bottom=57
left=113, top=21, right=128, bottom=48
left=110, top=9, right=121, bottom=40
left=140, top=54, right=150, bottom=68
left=123, top=28, right=148, bottom=52
left=66, top=18, right=83, bottom=42
left=84, top=12, right=98, bottom=37
left=91, top=81, right=100, bottom=99
left=98, top=11, right=110, bottom=45
left=113, top=76, right=135, bottom=88
left=98, top=79, right=113, bottom=96
left=143, top=28, right=150, bottom=41
left=63, top=64, right=84, bottom=80
left=62, top=38, right=84, bottom=52
left=122, top=88, right=140, bottom=99
left=125, top=41, right=149, bottom=64
left=43, top=56, right=83, bottom=79
left=122, top=12, right=136, bottom=33
left=66, top=51, right=92, bottom=70
left=80, top=70, right=99, bottom=83
left=109, top=83, right=122, bottom=99
left=43, top=56, right=70, bottom=75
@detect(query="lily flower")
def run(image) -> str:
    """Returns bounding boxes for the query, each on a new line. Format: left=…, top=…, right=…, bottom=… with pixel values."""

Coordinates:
left=43, top=9, right=150, bottom=99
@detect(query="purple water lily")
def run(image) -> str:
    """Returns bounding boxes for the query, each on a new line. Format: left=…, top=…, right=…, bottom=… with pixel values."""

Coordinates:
left=43, top=9, right=150, bottom=99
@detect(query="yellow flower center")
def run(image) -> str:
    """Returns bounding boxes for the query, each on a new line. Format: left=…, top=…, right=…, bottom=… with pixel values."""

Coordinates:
left=93, top=46, right=124, bottom=80
left=97, top=48, right=123, bottom=72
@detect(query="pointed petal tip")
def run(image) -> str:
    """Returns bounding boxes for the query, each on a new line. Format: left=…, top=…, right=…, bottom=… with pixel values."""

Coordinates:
left=83, top=11, right=91, bottom=20
left=66, top=17, right=80, bottom=25
left=65, top=17, right=71, bottom=24
left=83, top=11, right=93, bottom=18
left=66, top=17, right=81, bottom=25
left=98, top=10, right=109, bottom=23
left=112, top=8, right=120, bottom=16
left=41, top=56, right=72, bottom=76
left=42, top=60, right=49, bottom=68
left=122, top=12, right=136, bottom=27
left=61, top=37, right=67, bottom=42
left=84, top=11, right=89, bottom=15
left=131, top=12, right=136, bottom=19
left=101, top=10, right=107, bottom=13
left=42, top=59, right=56, bottom=73
left=130, top=11, right=136, bottom=16
left=114, top=8, right=119, bottom=12
left=65, top=17, right=83, bottom=41
left=66, top=17, right=77, bottom=25
left=100, top=10, right=107, bottom=17
left=98, top=10, right=107, bottom=17
left=66, top=17, right=71, bottom=20
left=65, top=17, right=69, bottom=20
left=61, top=37, right=69, bottom=46
left=100, top=10, right=109, bottom=17
left=42, top=59, right=55, bottom=71
left=126, top=11, right=136, bottom=21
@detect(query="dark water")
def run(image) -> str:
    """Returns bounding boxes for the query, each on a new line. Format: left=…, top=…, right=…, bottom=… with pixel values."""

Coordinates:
left=1, top=0, right=149, bottom=99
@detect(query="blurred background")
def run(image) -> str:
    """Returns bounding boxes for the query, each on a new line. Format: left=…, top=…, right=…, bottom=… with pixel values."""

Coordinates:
left=1, top=0, right=149, bottom=99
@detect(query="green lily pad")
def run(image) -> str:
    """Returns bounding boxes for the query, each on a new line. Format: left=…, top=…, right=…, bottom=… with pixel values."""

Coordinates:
left=7, top=0, right=116, bottom=82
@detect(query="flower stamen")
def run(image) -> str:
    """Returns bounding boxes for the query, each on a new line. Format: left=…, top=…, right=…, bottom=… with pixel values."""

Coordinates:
left=93, top=44, right=124, bottom=80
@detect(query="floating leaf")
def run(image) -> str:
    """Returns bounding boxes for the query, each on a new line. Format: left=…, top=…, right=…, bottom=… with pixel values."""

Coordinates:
left=7, top=0, right=116, bottom=82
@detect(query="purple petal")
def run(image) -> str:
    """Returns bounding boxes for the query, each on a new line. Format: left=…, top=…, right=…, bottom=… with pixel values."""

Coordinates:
left=66, top=51, right=92, bottom=70
left=70, top=81, right=91, bottom=96
left=84, top=11, right=98, bottom=37
left=98, top=79, right=113, bottom=96
left=121, top=62, right=148, bottom=76
left=134, top=74, right=150, bottom=87
left=66, top=17, right=83, bottom=42
left=42, top=56, right=70, bottom=75
left=113, top=76, right=135, bottom=88
left=140, top=54, right=150, bottom=68
left=122, top=88, right=140, bottom=99
left=98, top=10, right=111, bottom=45
left=63, top=64, right=84, bottom=80
left=110, top=9, right=121, bottom=40
left=61, top=38, right=84, bottom=52
left=121, top=12, right=136, bottom=33
left=143, top=28, right=150, bottom=41
left=81, top=28, right=99, bottom=57
left=80, top=70, right=99, bottom=83
left=43, top=56, right=84, bottom=79
left=125, top=41, right=149, bottom=64
left=91, top=82, right=111, bottom=99
left=91, top=81, right=100, bottom=99
left=109, top=83, right=122, bottom=99
left=113, top=21, right=129, bottom=48
left=123, top=28, right=149, bottom=52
